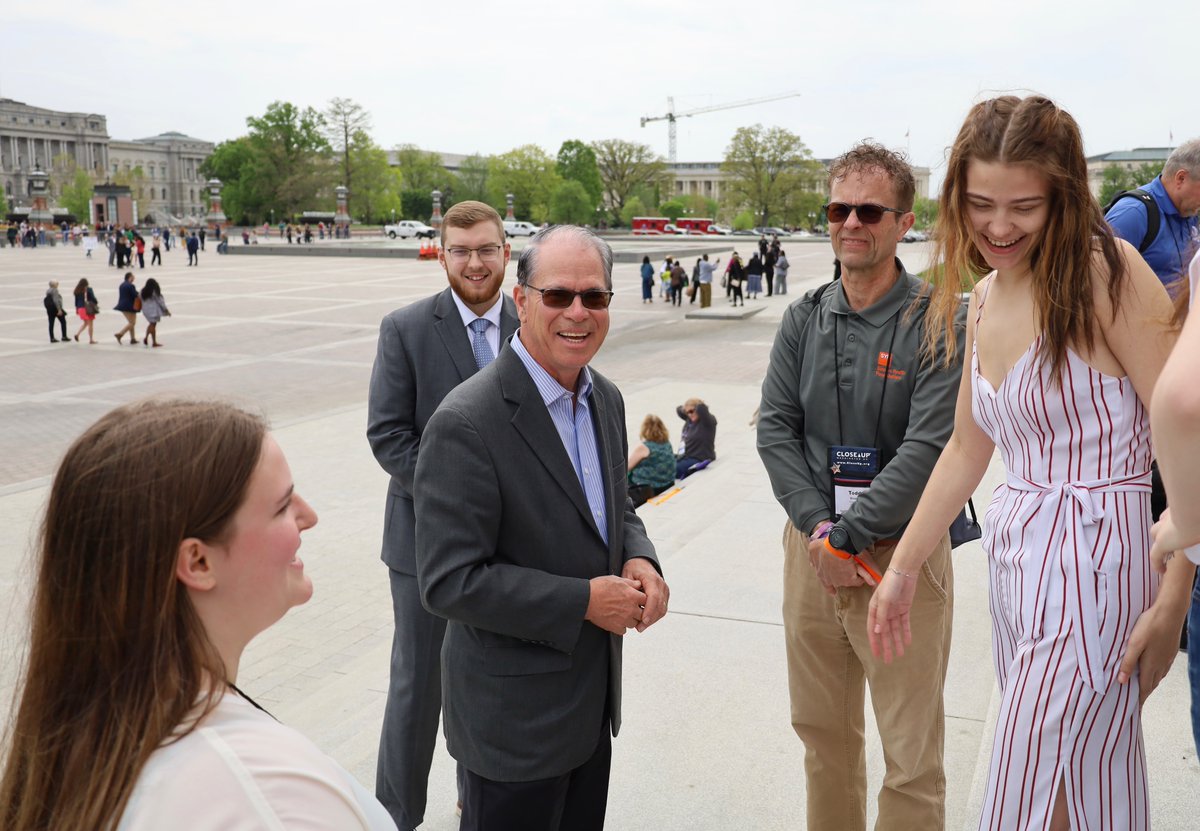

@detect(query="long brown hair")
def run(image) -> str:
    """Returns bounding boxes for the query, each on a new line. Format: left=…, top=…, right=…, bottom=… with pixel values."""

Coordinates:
left=925, top=95, right=1127, bottom=377
left=0, top=399, right=267, bottom=830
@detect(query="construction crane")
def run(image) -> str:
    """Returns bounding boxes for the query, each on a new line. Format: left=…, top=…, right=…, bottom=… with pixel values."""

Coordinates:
left=640, top=92, right=802, bottom=163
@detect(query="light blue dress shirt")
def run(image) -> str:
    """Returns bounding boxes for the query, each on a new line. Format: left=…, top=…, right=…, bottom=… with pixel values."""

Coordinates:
left=511, top=331, right=609, bottom=545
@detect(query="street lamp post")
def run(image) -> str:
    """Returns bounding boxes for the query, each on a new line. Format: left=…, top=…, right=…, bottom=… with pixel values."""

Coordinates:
left=808, top=211, right=815, bottom=231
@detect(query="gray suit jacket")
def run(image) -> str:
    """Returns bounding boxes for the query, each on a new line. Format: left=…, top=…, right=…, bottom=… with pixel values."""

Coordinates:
left=413, top=346, right=659, bottom=782
left=367, top=287, right=519, bottom=574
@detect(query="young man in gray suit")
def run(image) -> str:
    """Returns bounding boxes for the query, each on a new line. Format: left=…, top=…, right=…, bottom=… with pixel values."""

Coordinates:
left=414, top=225, right=669, bottom=830
left=367, top=201, right=519, bottom=830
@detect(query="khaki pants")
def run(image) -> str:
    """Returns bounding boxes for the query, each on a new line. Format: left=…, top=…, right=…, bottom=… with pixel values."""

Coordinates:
left=782, top=522, right=952, bottom=831
left=700, top=283, right=712, bottom=307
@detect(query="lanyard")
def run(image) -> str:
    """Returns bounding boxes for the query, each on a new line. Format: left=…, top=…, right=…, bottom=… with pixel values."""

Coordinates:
left=832, top=309, right=901, bottom=448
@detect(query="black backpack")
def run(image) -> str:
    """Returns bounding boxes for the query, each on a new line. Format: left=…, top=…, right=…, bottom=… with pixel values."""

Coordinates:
left=42, top=293, right=56, bottom=314
left=1103, top=189, right=1160, bottom=253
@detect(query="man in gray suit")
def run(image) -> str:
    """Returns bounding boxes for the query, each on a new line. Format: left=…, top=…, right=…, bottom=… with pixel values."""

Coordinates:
left=368, top=200, right=519, bottom=830
left=414, top=225, right=669, bottom=830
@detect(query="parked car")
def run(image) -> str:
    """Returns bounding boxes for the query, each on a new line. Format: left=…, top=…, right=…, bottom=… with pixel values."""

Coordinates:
left=754, top=226, right=791, bottom=237
left=902, top=230, right=929, bottom=243
left=504, top=220, right=538, bottom=237
left=385, top=220, right=436, bottom=239
left=731, top=229, right=759, bottom=236
left=708, top=224, right=732, bottom=235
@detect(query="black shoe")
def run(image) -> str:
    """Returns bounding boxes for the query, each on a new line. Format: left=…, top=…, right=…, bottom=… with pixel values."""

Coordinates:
left=50, top=338, right=58, bottom=342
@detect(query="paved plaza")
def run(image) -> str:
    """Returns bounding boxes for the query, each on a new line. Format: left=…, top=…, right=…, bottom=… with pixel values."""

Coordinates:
left=0, top=241, right=1196, bottom=829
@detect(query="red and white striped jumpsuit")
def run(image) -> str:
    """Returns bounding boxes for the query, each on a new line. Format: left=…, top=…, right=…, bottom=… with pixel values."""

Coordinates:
left=972, top=290, right=1156, bottom=830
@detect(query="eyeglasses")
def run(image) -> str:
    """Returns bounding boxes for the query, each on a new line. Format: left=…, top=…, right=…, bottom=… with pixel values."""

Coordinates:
left=822, top=202, right=905, bottom=225
left=523, top=285, right=614, bottom=310
left=446, top=244, right=504, bottom=262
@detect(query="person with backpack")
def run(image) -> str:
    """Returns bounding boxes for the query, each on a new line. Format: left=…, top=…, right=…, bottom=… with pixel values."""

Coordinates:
left=43, top=281, right=68, bottom=343
left=1105, top=138, right=1200, bottom=287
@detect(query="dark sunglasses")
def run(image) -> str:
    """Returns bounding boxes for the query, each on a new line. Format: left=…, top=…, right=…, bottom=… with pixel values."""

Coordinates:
left=822, top=202, right=905, bottom=225
left=524, top=285, right=614, bottom=310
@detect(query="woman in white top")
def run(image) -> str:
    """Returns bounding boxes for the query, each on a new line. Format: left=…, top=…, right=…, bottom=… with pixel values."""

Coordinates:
left=0, top=399, right=395, bottom=830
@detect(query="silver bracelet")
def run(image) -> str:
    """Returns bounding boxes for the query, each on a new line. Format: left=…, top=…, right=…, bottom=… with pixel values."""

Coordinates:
left=888, top=566, right=917, bottom=580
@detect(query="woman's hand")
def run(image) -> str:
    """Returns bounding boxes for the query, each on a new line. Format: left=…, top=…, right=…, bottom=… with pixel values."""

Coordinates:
left=1117, top=599, right=1183, bottom=704
left=868, top=567, right=918, bottom=663
left=1150, top=508, right=1195, bottom=573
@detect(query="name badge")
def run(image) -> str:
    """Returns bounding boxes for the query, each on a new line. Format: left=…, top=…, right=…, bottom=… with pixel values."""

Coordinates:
left=829, top=445, right=879, bottom=515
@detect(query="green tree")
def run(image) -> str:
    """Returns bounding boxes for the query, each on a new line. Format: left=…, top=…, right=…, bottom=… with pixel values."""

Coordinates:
left=245, top=101, right=334, bottom=219
left=549, top=180, right=595, bottom=225
left=393, top=144, right=456, bottom=196
left=456, top=153, right=491, bottom=203
left=721, top=124, right=822, bottom=227
left=659, top=199, right=685, bottom=222
left=201, top=136, right=260, bottom=222
left=912, top=195, right=939, bottom=230
left=322, top=97, right=371, bottom=217
left=681, top=193, right=719, bottom=219
left=60, top=168, right=95, bottom=221
left=781, top=190, right=825, bottom=230
left=619, top=195, right=647, bottom=226
left=591, top=139, right=668, bottom=219
left=48, top=154, right=95, bottom=220
left=487, top=145, right=561, bottom=223
left=732, top=210, right=755, bottom=231
left=348, top=130, right=401, bottom=223
left=1098, top=162, right=1162, bottom=207
left=401, top=190, right=433, bottom=221
left=556, top=140, right=603, bottom=207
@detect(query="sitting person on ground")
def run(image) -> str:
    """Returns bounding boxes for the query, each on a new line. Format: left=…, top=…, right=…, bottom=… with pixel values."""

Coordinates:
left=627, top=414, right=676, bottom=507
left=0, top=399, right=395, bottom=830
left=675, top=397, right=717, bottom=478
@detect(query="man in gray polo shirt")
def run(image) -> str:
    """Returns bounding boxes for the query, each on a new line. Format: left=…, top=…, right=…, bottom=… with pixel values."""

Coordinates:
left=757, top=142, right=963, bottom=831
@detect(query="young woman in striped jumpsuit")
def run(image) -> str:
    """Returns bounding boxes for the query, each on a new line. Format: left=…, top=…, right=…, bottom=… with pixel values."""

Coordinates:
left=867, top=95, right=1195, bottom=829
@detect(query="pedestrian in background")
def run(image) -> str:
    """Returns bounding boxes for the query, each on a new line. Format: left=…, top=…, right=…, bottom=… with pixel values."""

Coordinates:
left=140, top=278, right=171, bottom=347
left=745, top=253, right=764, bottom=299
left=113, top=272, right=140, bottom=346
left=73, top=278, right=98, bottom=343
left=774, top=249, right=790, bottom=295
left=43, top=280, right=68, bottom=343
left=640, top=255, right=654, bottom=303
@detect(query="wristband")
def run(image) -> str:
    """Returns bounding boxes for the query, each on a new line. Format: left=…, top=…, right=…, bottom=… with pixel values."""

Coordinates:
left=811, top=521, right=833, bottom=541
left=888, top=566, right=917, bottom=580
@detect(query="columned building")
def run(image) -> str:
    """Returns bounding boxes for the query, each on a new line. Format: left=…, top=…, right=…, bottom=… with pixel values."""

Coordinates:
left=108, top=132, right=215, bottom=223
left=0, top=97, right=109, bottom=205
left=669, top=160, right=932, bottom=205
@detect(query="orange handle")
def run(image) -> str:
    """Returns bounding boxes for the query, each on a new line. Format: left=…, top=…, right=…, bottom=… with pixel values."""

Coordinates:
left=823, top=538, right=883, bottom=583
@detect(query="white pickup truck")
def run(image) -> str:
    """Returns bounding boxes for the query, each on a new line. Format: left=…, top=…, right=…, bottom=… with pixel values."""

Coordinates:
left=503, top=220, right=538, bottom=237
left=384, top=220, right=437, bottom=239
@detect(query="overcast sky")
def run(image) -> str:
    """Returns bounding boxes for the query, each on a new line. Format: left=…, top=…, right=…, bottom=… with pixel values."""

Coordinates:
left=4, top=1, right=1194, bottom=190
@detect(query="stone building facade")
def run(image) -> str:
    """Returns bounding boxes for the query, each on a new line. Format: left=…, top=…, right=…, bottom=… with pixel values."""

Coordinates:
left=0, top=97, right=110, bottom=205
left=1, top=97, right=213, bottom=223
left=107, top=132, right=214, bottom=223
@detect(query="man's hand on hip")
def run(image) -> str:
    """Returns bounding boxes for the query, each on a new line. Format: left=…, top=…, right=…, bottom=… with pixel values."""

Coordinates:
left=586, top=576, right=647, bottom=635
left=622, top=557, right=669, bottom=632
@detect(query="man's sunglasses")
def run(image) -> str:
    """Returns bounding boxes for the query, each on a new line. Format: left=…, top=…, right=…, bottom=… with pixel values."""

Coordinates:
left=822, top=202, right=906, bottom=225
left=524, top=285, right=614, bottom=310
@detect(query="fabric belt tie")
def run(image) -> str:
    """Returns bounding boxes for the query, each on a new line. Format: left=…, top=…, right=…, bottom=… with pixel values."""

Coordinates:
left=1003, top=471, right=1151, bottom=693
